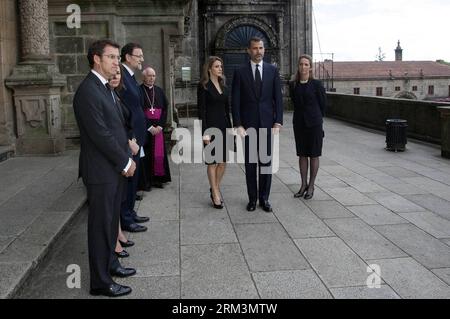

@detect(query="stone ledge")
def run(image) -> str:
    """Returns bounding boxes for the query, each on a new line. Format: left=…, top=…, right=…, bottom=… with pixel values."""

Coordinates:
left=0, top=182, right=86, bottom=299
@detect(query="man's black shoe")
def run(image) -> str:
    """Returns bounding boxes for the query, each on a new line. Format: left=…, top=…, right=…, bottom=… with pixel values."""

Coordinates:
left=246, top=201, right=257, bottom=212
left=110, top=266, right=136, bottom=278
left=122, top=223, right=147, bottom=233
left=90, top=283, right=132, bottom=297
left=133, top=215, right=149, bottom=223
left=135, top=194, right=143, bottom=201
left=259, top=200, right=273, bottom=213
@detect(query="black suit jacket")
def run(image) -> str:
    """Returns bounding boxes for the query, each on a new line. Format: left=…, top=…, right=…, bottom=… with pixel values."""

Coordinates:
left=74, top=72, right=130, bottom=185
left=232, top=61, right=283, bottom=129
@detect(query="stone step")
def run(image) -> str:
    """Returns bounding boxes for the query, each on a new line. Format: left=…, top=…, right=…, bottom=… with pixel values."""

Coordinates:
left=0, top=151, right=87, bottom=299
left=0, top=146, right=14, bottom=163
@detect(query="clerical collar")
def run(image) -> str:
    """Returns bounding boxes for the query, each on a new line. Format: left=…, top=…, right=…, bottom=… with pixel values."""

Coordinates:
left=145, top=84, right=154, bottom=90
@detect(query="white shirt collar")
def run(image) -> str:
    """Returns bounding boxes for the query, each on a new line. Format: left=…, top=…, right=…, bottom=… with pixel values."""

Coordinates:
left=91, top=69, right=109, bottom=86
left=122, top=63, right=134, bottom=77
left=250, top=60, right=263, bottom=79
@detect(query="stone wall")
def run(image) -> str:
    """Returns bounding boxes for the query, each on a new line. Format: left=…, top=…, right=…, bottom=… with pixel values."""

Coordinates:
left=0, top=0, right=18, bottom=147
left=326, top=92, right=450, bottom=144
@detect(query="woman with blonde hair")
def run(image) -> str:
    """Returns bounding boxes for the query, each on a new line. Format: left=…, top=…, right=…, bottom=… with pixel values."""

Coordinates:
left=197, top=56, right=233, bottom=209
left=290, top=54, right=327, bottom=200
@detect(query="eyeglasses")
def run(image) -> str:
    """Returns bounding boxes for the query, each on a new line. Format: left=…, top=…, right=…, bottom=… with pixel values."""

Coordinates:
left=131, top=54, right=144, bottom=60
left=102, top=54, right=120, bottom=61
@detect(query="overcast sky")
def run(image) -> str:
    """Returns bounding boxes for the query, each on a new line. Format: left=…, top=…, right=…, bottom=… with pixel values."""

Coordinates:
left=312, top=0, right=450, bottom=62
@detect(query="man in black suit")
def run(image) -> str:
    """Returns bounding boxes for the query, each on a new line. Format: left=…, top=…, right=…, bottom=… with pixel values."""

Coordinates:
left=117, top=43, right=150, bottom=233
left=73, top=40, right=137, bottom=297
left=232, top=37, right=283, bottom=213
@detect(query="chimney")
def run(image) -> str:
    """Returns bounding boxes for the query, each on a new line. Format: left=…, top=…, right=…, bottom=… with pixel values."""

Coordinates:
left=395, top=40, right=403, bottom=61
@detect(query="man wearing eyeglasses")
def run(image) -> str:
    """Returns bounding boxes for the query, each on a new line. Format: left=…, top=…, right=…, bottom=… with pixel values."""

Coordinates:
left=117, top=43, right=150, bottom=233
left=73, top=39, right=137, bottom=297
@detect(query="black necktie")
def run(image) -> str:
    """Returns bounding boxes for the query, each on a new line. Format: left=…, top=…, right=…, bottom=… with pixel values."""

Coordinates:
left=255, top=64, right=262, bottom=95
left=105, top=84, right=124, bottom=122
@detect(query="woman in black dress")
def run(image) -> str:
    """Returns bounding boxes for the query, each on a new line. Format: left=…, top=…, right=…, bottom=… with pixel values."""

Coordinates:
left=197, top=56, right=233, bottom=209
left=289, top=54, right=327, bottom=200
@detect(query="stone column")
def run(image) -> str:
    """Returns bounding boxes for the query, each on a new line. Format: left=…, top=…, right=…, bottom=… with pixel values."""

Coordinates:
left=438, top=106, right=450, bottom=158
left=5, top=0, right=66, bottom=155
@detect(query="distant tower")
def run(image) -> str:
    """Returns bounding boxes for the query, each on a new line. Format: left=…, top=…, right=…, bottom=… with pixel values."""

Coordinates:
left=395, top=40, right=403, bottom=61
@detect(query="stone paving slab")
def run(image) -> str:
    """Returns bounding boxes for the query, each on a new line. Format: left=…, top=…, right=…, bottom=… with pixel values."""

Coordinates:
left=346, top=205, right=407, bottom=226
left=403, top=194, right=450, bottom=221
left=324, top=218, right=407, bottom=260
left=235, top=223, right=309, bottom=272
left=181, top=208, right=237, bottom=245
left=0, top=262, right=32, bottom=299
left=304, top=200, right=355, bottom=219
left=294, top=237, right=370, bottom=288
left=398, top=212, right=450, bottom=239
left=401, top=177, right=450, bottom=202
left=322, top=187, right=378, bottom=206
left=376, top=166, right=421, bottom=178
left=368, top=258, right=450, bottom=299
left=181, top=244, right=258, bottom=299
left=329, top=285, right=401, bottom=299
left=431, top=268, right=450, bottom=286
left=271, top=193, right=335, bottom=239
left=366, top=192, right=426, bottom=213
left=120, top=276, right=180, bottom=299
left=252, top=270, right=332, bottom=299
left=374, top=224, right=450, bottom=269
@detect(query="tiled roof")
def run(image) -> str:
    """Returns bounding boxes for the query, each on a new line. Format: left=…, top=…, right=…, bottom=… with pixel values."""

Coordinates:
left=317, top=61, right=450, bottom=80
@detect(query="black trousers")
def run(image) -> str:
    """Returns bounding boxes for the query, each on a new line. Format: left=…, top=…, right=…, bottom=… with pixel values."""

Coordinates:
left=87, top=177, right=125, bottom=290
left=244, top=129, right=273, bottom=203
left=120, top=154, right=140, bottom=227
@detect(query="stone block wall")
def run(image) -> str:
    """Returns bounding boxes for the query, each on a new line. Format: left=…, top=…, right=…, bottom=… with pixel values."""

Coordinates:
left=49, top=20, right=109, bottom=144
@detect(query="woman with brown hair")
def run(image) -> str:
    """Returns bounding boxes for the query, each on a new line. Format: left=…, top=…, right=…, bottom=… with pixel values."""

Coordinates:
left=108, top=69, right=139, bottom=257
left=290, top=54, right=327, bottom=200
left=197, top=56, right=233, bottom=209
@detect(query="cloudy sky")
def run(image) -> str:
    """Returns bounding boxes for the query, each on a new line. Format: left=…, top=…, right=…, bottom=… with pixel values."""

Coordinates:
left=312, top=0, right=450, bottom=62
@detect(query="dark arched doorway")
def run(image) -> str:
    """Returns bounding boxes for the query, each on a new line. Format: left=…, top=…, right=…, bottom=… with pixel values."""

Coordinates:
left=219, top=25, right=272, bottom=84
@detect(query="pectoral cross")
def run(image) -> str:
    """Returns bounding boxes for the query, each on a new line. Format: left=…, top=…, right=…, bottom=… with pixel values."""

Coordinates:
left=150, top=108, right=155, bottom=114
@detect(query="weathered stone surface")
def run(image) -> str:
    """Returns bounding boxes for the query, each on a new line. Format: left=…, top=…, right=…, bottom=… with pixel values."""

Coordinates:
left=295, top=237, right=371, bottom=288
left=369, top=258, right=450, bottom=299
left=330, top=285, right=401, bottom=299
left=399, top=212, right=450, bottom=239
left=235, top=223, right=309, bottom=272
left=324, top=218, right=407, bottom=260
left=374, top=224, right=450, bottom=269
left=252, top=270, right=332, bottom=299
left=346, top=205, right=407, bottom=226
left=181, top=244, right=258, bottom=299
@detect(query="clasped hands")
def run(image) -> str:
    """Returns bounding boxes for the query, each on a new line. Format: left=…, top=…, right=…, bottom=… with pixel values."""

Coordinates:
left=148, top=126, right=163, bottom=136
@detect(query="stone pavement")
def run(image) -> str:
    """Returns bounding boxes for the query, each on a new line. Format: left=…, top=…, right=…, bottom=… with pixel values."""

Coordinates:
left=8, top=113, right=450, bottom=298
left=0, top=151, right=86, bottom=299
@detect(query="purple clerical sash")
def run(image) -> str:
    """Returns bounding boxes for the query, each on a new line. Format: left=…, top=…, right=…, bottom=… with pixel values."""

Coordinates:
left=144, top=108, right=165, bottom=177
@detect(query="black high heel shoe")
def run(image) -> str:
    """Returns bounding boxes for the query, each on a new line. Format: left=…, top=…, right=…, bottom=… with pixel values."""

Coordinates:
left=210, top=188, right=224, bottom=208
left=304, top=187, right=314, bottom=200
left=115, top=250, right=130, bottom=258
left=294, top=185, right=309, bottom=198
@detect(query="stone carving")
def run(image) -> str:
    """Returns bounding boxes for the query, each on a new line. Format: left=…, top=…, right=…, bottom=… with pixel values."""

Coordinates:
left=21, top=99, right=46, bottom=129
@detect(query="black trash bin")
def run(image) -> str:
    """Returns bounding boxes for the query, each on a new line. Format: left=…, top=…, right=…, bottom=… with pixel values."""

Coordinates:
left=386, top=119, right=407, bottom=152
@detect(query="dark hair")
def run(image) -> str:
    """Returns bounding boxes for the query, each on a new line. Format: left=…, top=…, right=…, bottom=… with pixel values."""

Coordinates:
left=248, top=37, right=264, bottom=48
left=121, top=42, right=143, bottom=62
left=109, top=67, right=124, bottom=92
left=87, top=39, right=120, bottom=68
left=200, top=56, right=226, bottom=89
